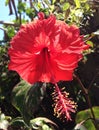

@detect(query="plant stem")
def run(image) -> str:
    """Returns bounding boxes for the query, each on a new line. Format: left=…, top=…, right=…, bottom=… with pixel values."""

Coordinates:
left=74, top=74, right=99, bottom=129
left=88, top=72, right=99, bottom=92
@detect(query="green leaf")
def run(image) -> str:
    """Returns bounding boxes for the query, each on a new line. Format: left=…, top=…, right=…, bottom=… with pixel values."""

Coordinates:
left=37, top=2, right=42, bottom=9
left=85, top=3, right=90, bottom=11
left=6, top=26, right=16, bottom=39
left=75, top=106, right=99, bottom=130
left=74, top=124, right=87, bottom=130
left=52, top=0, right=56, bottom=4
left=62, top=2, right=70, bottom=11
left=17, top=1, right=26, bottom=13
left=11, top=80, right=32, bottom=125
left=0, top=111, right=10, bottom=130
left=86, top=41, right=94, bottom=48
left=5, top=0, right=9, bottom=6
left=30, top=117, right=58, bottom=130
left=43, top=0, right=50, bottom=6
left=10, top=117, right=28, bottom=127
left=25, top=8, right=35, bottom=19
left=74, top=0, right=81, bottom=8
left=23, top=82, right=45, bottom=123
left=12, top=81, right=46, bottom=125
left=56, top=13, right=64, bottom=20
left=50, top=5, right=54, bottom=13
left=80, top=0, right=87, bottom=3
left=11, top=80, right=31, bottom=113
left=93, top=30, right=99, bottom=35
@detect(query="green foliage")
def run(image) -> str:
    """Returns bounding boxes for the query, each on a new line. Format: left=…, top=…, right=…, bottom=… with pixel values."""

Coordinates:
left=11, top=81, right=57, bottom=129
left=0, top=44, right=19, bottom=103
left=11, top=80, right=31, bottom=113
left=74, top=124, right=87, bottom=130
left=25, top=8, right=35, bottom=19
left=93, top=30, right=99, bottom=36
left=30, top=117, right=58, bottom=130
left=6, top=26, right=16, bottom=40
left=5, top=0, right=9, bottom=6
left=9, top=116, right=57, bottom=130
left=62, top=2, right=70, bottom=11
left=17, top=1, right=26, bottom=13
left=75, top=106, right=99, bottom=130
left=12, top=81, right=46, bottom=124
left=74, top=0, right=81, bottom=8
left=3, top=0, right=95, bottom=27
left=0, top=110, right=11, bottom=130
left=0, top=0, right=99, bottom=129
left=9, top=117, right=30, bottom=129
left=86, top=41, right=94, bottom=48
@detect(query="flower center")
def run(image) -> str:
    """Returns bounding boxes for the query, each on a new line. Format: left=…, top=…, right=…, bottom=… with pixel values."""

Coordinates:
left=42, top=47, right=50, bottom=66
left=42, top=47, right=55, bottom=82
left=43, top=47, right=49, bottom=53
left=42, top=47, right=51, bottom=62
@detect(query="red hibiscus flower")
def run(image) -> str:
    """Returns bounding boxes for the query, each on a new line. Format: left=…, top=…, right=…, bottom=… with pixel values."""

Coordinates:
left=8, top=13, right=89, bottom=120
left=8, top=13, right=88, bottom=84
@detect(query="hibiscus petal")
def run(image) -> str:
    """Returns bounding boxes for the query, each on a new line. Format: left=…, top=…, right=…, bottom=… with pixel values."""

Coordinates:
left=54, top=53, right=81, bottom=70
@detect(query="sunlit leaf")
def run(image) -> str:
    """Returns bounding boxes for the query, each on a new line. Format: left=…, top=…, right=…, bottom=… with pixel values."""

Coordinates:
left=43, top=0, right=51, bottom=6
left=74, top=0, right=81, bottom=8
left=85, top=3, right=90, bottom=11
left=62, top=2, right=70, bottom=11
left=6, top=26, right=16, bottom=39
left=0, top=111, right=10, bottom=130
left=50, top=5, right=54, bottom=13
left=5, top=0, right=9, bottom=6
left=52, top=0, right=56, bottom=4
left=17, top=1, right=26, bottom=13
left=25, top=7, right=35, bottom=19
left=93, top=30, right=99, bottom=35
left=30, top=117, right=58, bottom=130
left=75, top=106, right=99, bottom=130
left=81, top=0, right=87, bottom=3
left=86, top=41, right=94, bottom=48
left=74, top=124, right=87, bottom=130
left=74, top=9, right=83, bottom=17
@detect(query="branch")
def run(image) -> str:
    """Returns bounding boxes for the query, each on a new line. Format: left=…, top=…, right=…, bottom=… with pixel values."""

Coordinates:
left=0, top=27, right=6, bottom=32
left=11, top=0, right=18, bottom=19
left=0, top=21, right=19, bottom=27
left=73, top=74, right=88, bottom=95
left=88, top=72, right=99, bottom=92
left=9, top=0, right=13, bottom=15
